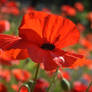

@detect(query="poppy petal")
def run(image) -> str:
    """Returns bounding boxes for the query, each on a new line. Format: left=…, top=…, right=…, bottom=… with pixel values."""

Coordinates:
left=27, top=44, right=59, bottom=70
left=53, top=49, right=84, bottom=68
left=0, top=34, right=21, bottom=50
left=19, top=10, right=49, bottom=46
left=0, top=34, right=34, bottom=50
left=1, top=49, right=29, bottom=60
left=43, top=51, right=60, bottom=71
left=27, top=44, right=46, bottom=63
left=19, top=10, right=79, bottom=48
left=52, top=18, right=80, bottom=49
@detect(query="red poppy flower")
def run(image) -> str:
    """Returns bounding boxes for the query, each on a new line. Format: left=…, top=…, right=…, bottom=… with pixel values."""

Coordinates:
left=61, top=5, right=76, bottom=16
left=0, top=69, right=11, bottom=82
left=82, top=74, right=92, bottom=83
left=5, top=1, right=18, bottom=8
left=19, top=78, right=49, bottom=92
left=12, top=69, right=31, bottom=82
left=0, top=0, right=7, bottom=5
left=72, top=81, right=87, bottom=92
left=74, top=2, right=84, bottom=12
left=10, top=7, right=20, bottom=16
left=80, top=38, right=92, bottom=50
left=77, top=23, right=85, bottom=32
left=0, top=10, right=83, bottom=71
left=34, top=78, right=49, bottom=92
left=77, top=48, right=89, bottom=56
left=87, top=12, right=92, bottom=22
left=0, top=20, right=10, bottom=33
left=12, top=84, right=18, bottom=91
left=1, top=7, right=20, bottom=16
left=72, top=81, right=92, bottom=92
left=0, top=83, right=7, bottom=92
left=84, top=59, right=92, bottom=70
left=86, top=34, right=92, bottom=42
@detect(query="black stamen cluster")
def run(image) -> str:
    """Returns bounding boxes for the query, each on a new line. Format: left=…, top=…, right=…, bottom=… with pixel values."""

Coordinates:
left=41, top=43, right=55, bottom=50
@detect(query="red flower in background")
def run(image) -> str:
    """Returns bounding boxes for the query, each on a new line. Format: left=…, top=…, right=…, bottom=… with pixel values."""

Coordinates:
left=0, top=83, right=7, bottom=92
left=1, top=7, right=20, bottom=16
left=87, top=12, right=92, bottom=22
left=34, top=78, right=49, bottom=92
left=0, top=0, right=7, bottom=5
left=12, top=69, right=31, bottom=82
left=61, top=5, right=76, bottom=16
left=72, top=81, right=87, bottom=92
left=58, top=70, right=71, bottom=80
left=5, top=1, right=18, bottom=8
left=0, top=20, right=10, bottom=33
left=0, top=1, right=19, bottom=16
left=86, top=12, right=92, bottom=28
left=82, top=74, right=92, bottom=83
left=86, top=34, right=92, bottom=42
left=19, top=78, right=49, bottom=92
left=0, top=69, right=11, bottom=82
left=74, top=2, right=84, bottom=12
left=71, top=81, right=92, bottom=92
left=78, top=48, right=89, bottom=57
left=77, top=23, right=85, bottom=32
left=80, top=38, right=92, bottom=50
left=84, top=59, right=92, bottom=70
left=0, top=49, right=19, bottom=65
left=0, top=10, right=83, bottom=71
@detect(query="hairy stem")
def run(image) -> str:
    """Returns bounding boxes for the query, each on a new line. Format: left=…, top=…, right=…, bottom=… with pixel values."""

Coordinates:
left=31, top=63, right=40, bottom=92
left=47, top=67, right=59, bottom=92
left=86, top=81, right=92, bottom=92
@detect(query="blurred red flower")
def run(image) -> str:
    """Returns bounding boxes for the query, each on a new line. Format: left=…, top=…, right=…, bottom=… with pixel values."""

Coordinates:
left=0, top=20, right=10, bottom=33
left=0, top=83, right=7, bottom=92
left=12, top=69, right=31, bottom=82
left=0, top=0, right=7, bottom=5
left=77, top=23, right=85, bottom=32
left=87, top=12, right=92, bottom=22
left=1, top=7, right=20, bottom=16
left=61, top=5, right=76, bottom=16
left=0, top=10, right=83, bottom=71
left=78, top=48, right=89, bottom=56
left=71, top=81, right=92, bottom=92
left=86, top=34, right=92, bottom=42
left=0, top=49, right=19, bottom=65
left=74, top=2, right=84, bottom=12
left=19, top=78, right=49, bottom=92
left=80, top=38, right=92, bottom=50
left=84, top=59, right=92, bottom=70
left=5, top=1, right=18, bottom=8
left=0, top=69, right=11, bottom=82
left=83, top=74, right=92, bottom=83
left=72, top=81, right=87, bottom=92
left=58, top=70, right=71, bottom=80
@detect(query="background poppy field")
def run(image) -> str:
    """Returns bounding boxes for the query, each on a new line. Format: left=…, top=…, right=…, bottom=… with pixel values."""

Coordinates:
left=0, top=0, right=92, bottom=92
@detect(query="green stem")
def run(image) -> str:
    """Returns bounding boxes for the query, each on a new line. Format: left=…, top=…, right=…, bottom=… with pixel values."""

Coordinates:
left=31, top=63, right=40, bottom=92
left=86, top=81, right=92, bottom=92
left=47, top=67, right=59, bottom=92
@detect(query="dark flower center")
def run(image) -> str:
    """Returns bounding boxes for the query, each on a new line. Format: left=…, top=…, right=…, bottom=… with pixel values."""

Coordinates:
left=41, top=43, right=55, bottom=50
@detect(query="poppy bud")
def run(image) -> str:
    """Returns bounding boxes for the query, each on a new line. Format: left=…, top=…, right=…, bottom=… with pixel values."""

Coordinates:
left=61, top=78, right=70, bottom=91
left=18, top=80, right=34, bottom=92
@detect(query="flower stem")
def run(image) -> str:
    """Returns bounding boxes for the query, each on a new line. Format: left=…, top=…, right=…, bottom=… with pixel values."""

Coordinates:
left=47, top=67, right=59, bottom=92
left=31, top=63, right=40, bottom=92
left=86, top=81, right=92, bottom=92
